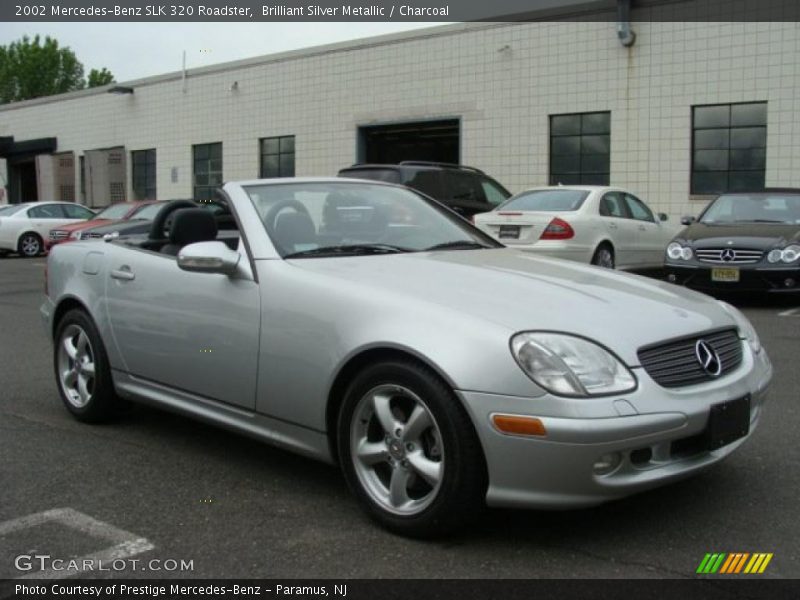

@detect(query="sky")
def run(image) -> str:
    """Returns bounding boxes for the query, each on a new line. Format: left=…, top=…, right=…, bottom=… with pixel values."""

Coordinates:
left=0, top=23, right=448, bottom=82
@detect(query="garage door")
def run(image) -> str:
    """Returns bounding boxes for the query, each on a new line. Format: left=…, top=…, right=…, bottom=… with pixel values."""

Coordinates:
left=359, top=120, right=459, bottom=164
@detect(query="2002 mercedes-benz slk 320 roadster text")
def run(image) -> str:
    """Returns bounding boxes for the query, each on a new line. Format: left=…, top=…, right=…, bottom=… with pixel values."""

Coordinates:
left=42, top=178, right=773, bottom=536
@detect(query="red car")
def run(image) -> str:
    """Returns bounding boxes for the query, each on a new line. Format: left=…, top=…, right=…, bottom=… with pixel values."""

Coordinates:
left=46, top=201, right=158, bottom=250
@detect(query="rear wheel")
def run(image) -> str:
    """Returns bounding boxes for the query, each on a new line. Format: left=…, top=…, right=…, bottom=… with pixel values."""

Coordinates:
left=54, top=309, right=122, bottom=422
left=18, top=232, right=43, bottom=257
left=337, top=359, right=486, bottom=537
left=591, top=243, right=615, bottom=269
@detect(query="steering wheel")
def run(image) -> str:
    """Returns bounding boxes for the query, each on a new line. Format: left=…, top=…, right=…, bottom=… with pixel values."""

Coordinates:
left=148, top=200, right=198, bottom=240
left=263, top=199, right=310, bottom=233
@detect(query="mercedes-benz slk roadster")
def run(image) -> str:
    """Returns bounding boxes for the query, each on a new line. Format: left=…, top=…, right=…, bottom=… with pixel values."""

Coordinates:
left=42, top=178, right=772, bottom=536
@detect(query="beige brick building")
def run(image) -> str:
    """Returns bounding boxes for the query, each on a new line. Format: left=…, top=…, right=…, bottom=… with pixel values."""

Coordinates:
left=0, top=19, right=798, bottom=217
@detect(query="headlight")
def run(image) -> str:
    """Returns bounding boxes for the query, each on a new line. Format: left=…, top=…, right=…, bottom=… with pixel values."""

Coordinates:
left=667, top=242, right=692, bottom=261
left=666, top=242, right=683, bottom=260
left=511, top=332, right=637, bottom=397
left=718, top=301, right=762, bottom=354
left=767, top=244, right=800, bottom=263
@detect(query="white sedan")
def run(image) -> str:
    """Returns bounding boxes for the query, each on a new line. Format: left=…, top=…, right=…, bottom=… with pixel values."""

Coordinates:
left=473, top=186, right=679, bottom=269
left=0, top=202, right=96, bottom=257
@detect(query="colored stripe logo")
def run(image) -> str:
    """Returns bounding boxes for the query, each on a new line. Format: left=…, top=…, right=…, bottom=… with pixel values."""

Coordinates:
left=696, top=553, right=773, bottom=574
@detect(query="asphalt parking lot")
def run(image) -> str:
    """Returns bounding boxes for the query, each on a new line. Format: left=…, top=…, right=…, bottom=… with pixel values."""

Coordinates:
left=1, top=256, right=798, bottom=580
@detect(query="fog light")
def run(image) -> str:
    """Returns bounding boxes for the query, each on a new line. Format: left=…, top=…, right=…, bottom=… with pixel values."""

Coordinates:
left=667, top=274, right=677, bottom=283
left=784, top=278, right=796, bottom=288
left=593, top=452, right=622, bottom=475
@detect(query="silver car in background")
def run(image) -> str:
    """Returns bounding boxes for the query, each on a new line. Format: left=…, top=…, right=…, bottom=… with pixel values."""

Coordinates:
left=42, top=178, right=772, bottom=536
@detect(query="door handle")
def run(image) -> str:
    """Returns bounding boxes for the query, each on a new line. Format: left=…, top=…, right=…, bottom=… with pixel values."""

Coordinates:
left=639, top=225, right=646, bottom=231
left=608, top=223, right=618, bottom=229
left=110, top=266, right=135, bottom=281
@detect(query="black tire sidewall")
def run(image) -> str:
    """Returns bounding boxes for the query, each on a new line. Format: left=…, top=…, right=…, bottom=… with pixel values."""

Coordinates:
left=337, top=360, right=486, bottom=537
left=53, top=309, right=118, bottom=422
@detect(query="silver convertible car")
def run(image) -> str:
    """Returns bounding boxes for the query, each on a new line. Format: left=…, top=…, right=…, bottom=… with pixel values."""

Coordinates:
left=42, top=178, right=773, bottom=536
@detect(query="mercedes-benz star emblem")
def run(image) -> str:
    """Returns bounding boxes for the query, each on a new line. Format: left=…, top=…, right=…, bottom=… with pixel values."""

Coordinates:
left=721, top=248, right=736, bottom=262
left=695, top=340, right=722, bottom=376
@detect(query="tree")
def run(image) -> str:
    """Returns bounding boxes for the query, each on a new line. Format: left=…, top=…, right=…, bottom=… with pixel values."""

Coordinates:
left=0, top=35, right=115, bottom=104
left=87, top=68, right=115, bottom=88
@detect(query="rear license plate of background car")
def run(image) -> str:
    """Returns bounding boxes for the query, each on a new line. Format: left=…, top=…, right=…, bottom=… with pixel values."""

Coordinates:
left=498, top=225, right=520, bottom=239
left=706, top=395, right=750, bottom=450
left=711, top=268, right=740, bottom=282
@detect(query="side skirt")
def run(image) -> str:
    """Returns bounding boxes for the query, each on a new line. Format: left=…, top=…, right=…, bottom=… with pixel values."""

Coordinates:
left=112, top=370, right=335, bottom=464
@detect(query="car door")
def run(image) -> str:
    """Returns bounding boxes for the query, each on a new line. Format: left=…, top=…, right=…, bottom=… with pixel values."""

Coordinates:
left=623, top=193, right=662, bottom=267
left=597, top=191, right=637, bottom=267
left=104, top=244, right=260, bottom=410
left=27, top=204, right=72, bottom=237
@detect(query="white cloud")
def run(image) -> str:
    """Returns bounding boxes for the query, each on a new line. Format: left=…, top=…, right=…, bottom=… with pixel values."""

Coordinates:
left=0, top=22, right=448, bottom=82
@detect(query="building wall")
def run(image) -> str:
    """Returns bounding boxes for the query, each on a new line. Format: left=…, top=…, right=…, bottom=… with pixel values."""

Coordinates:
left=0, top=20, right=798, bottom=216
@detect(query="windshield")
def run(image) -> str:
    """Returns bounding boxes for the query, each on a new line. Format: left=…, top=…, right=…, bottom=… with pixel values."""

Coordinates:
left=244, top=182, right=500, bottom=258
left=95, top=203, right=132, bottom=220
left=0, top=204, right=26, bottom=216
left=700, top=193, right=800, bottom=224
left=129, top=202, right=165, bottom=221
left=499, top=189, right=589, bottom=212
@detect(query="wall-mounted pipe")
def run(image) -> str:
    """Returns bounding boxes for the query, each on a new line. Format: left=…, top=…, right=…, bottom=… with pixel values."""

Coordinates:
left=617, top=0, right=636, bottom=47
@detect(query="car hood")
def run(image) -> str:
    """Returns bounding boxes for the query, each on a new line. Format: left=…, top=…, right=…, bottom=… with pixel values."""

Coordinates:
left=52, top=218, right=111, bottom=232
left=291, top=248, right=735, bottom=365
left=678, top=222, right=800, bottom=247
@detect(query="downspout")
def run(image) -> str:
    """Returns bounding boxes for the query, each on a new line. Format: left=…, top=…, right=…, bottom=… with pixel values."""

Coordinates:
left=617, top=0, right=636, bottom=47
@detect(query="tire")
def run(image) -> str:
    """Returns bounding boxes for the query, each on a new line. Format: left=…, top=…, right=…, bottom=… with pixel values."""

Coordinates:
left=337, top=359, right=486, bottom=537
left=54, top=309, right=123, bottom=423
left=17, top=232, right=43, bottom=257
left=591, top=243, right=615, bottom=269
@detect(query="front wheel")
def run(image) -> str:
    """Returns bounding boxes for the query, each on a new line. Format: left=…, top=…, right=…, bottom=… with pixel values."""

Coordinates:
left=18, top=232, right=43, bottom=257
left=337, top=360, right=486, bottom=537
left=54, top=309, right=123, bottom=423
left=591, top=244, right=615, bottom=269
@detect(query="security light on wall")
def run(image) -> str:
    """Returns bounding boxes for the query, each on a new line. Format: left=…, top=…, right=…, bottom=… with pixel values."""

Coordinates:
left=107, top=86, right=134, bottom=95
left=229, top=81, right=239, bottom=92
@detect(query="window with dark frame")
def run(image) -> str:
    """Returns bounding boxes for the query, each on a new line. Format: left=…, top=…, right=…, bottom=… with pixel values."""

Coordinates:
left=193, top=142, right=223, bottom=201
left=691, top=102, right=767, bottom=195
left=260, top=136, right=295, bottom=178
left=131, top=149, right=157, bottom=200
left=550, top=112, right=610, bottom=186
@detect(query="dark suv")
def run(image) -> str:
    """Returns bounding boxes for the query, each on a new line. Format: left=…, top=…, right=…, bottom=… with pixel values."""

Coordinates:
left=337, top=161, right=511, bottom=218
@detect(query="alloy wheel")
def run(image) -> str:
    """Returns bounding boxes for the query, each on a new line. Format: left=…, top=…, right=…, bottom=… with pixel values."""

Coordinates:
left=20, top=235, right=41, bottom=257
left=57, top=324, right=97, bottom=408
left=350, top=384, right=444, bottom=516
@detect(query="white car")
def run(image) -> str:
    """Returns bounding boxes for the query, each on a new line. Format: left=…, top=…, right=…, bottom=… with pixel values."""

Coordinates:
left=0, top=202, right=96, bottom=257
left=473, top=186, right=679, bottom=269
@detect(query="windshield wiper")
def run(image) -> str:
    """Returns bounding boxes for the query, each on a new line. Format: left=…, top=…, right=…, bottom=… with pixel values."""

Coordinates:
left=284, top=244, right=413, bottom=258
left=424, top=240, right=492, bottom=251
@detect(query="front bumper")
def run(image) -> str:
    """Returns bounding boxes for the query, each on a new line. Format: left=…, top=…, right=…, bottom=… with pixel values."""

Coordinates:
left=457, top=345, right=772, bottom=509
left=665, top=263, right=800, bottom=293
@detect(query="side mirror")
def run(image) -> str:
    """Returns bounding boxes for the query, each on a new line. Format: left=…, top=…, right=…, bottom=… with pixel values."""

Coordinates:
left=177, top=241, right=240, bottom=275
left=658, top=212, right=669, bottom=222
left=680, top=215, right=696, bottom=226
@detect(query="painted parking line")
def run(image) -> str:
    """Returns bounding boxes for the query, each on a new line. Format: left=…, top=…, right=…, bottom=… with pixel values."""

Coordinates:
left=777, top=307, right=800, bottom=317
left=0, top=508, right=154, bottom=580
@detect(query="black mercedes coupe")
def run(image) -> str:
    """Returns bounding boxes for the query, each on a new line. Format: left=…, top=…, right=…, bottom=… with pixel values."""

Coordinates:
left=665, top=189, right=800, bottom=294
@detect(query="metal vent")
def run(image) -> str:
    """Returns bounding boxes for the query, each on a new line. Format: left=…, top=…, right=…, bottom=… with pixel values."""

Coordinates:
left=638, top=329, right=743, bottom=388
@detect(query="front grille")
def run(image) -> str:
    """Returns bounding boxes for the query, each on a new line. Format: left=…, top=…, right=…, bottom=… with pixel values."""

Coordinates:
left=638, top=329, right=743, bottom=388
left=81, top=232, right=104, bottom=240
left=695, top=248, right=763, bottom=264
left=49, top=230, right=69, bottom=241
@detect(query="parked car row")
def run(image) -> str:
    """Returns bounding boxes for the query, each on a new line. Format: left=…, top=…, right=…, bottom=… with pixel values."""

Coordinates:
left=3, top=162, right=798, bottom=295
